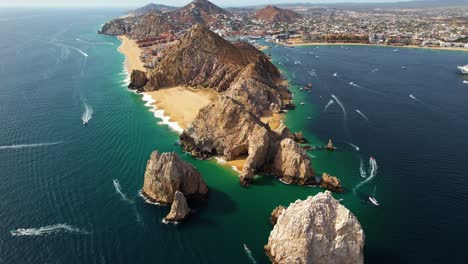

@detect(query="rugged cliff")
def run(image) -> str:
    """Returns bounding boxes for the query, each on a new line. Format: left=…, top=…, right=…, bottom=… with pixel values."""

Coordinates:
left=99, top=12, right=180, bottom=38
left=142, top=151, right=208, bottom=204
left=164, top=191, right=191, bottom=223
left=265, top=191, right=365, bottom=264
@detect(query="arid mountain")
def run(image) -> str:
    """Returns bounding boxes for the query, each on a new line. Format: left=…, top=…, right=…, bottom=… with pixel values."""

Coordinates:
left=168, top=0, right=230, bottom=25
left=146, top=24, right=279, bottom=92
left=99, top=12, right=180, bottom=38
left=255, top=5, right=301, bottom=23
left=144, top=25, right=321, bottom=187
left=128, top=3, right=176, bottom=15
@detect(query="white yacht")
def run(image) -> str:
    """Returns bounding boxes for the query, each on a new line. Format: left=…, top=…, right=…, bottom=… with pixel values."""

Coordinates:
left=457, top=65, right=468, bottom=74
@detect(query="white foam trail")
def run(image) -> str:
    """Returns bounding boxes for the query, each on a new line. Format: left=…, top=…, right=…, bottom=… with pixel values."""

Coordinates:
left=71, top=47, right=88, bottom=57
left=371, top=69, right=379, bottom=73
left=323, top=99, right=334, bottom=112
left=409, top=94, right=423, bottom=103
left=113, top=179, right=133, bottom=204
left=81, top=103, right=93, bottom=124
left=345, top=141, right=360, bottom=151
left=355, top=109, right=369, bottom=121
left=0, top=141, right=63, bottom=150
left=354, top=158, right=378, bottom=192
left=138, top=189, right=163, bottom=206
left=10, top=224, right=89, bottom=236
left=76, top=38, right=114, bottom=45
left=359, top=159, right=367, bottom=178
left=331, top=94, right=347, bottom=120
left=244, top=244, right=257, bottom=264
left=349, top=82, right=362, bottom=88
left=141, top=92, right=184, bottom=134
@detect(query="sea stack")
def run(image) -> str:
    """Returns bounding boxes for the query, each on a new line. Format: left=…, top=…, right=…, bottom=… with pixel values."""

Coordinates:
left=128, top=70, right=148, bottom=91
left=326, top=139, right=334, bottom=151
left=265, top=191, right=365, bottom=264
left=142, top=151, right=208, bottom=204
left=320, top=173, right=344, bottom=193
left=164, top=191, right=191, bottom=223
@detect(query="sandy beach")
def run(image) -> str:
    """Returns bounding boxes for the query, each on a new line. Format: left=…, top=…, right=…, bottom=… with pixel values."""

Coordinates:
left=147, top=86, right=218, bottom=129
left=118, top=36, right=145, bottom=72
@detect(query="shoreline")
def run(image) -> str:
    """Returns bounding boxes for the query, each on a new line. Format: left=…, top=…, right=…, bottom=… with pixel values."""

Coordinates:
left=282, top=42, right=468, bottom=52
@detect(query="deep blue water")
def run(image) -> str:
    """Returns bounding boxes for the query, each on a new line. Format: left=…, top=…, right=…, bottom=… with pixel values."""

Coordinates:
left=1, top=8, right=468, bottom=264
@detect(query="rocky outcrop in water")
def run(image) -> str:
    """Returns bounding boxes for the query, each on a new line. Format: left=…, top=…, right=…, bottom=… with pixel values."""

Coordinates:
left=270, top=205, right=286, bottom=225
left=128, top=70, right=148, bottom=91
left=164, top=191, right=191, bottom=223
left=265, top=191, right=365, bottom=264
left=142, top=151, right=208, bottom=204
left=320, top=173, right=344, bottom=193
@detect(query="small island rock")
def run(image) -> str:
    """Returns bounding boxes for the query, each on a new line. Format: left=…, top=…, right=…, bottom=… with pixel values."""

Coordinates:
left=265, top=191, right=365, bottom=264
left=164, top=191, right=191, bottom=223
left=142, top=151, right=208, bottom=204
left=320, top=173, right=344, bottom=193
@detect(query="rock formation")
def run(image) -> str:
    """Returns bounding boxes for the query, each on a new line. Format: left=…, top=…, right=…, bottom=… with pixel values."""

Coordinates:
left=255, top=5, right=301, bottom=24
left=142, top=151, right=208, bottom=204
left=99, top=12, right=181, bottom=38
left=164, top=191, right=191, bottom=223
left=270, top=205, right=285, bottom=225
left=265, top=191, right=365, bottom=264
left=326, top=139, right=335, bottom=151
left=128, top=70, right=148, bottom=91
left=169, top=0, right=230, bottom=26
left=320, top=173, right=344, bottom=193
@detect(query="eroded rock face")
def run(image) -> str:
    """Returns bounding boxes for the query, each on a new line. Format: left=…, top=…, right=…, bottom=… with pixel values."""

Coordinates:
left=142, top=151, right=208, bottom=204
left=164, top=191, right=191, bottom=223
left=271, top=138, right=315, bottom=185
left=320, top=173, right=344, bottom=193
left=265, top=191, right=365, bottom=264
left=128, top=70, right=148, bottom=91
left=270, top=205, right=286, bottom=225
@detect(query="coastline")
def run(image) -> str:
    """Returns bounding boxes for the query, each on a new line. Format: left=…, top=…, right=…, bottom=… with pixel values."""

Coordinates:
left=283, top=42, right=468, bottom=52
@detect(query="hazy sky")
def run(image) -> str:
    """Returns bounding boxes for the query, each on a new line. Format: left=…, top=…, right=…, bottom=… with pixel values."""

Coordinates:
left=0, top=0, right=412, bottom=8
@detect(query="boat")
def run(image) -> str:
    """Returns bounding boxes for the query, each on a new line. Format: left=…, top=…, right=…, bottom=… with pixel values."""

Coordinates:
left=463, top=80, right=468, bottom=84
left=83, top=121, right=88, bottom=126
left=402, top=66, right=407, bottom=69
left=457, top=65, right=468, bottom=74
left=369, top=186, right=380, bottom=206
left=300, top=102, right=305, bottom=105
left=307, top=82, right=313, bottom=88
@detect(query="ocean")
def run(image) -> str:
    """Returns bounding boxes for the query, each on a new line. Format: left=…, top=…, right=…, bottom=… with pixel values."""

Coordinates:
left=1, top=8, right=468, bottom=264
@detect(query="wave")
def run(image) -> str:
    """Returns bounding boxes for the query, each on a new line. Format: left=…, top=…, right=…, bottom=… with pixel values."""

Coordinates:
left=0, top=141, right=63, bottom=150
left=113, top=179, right=133, bottom=204
left=323, top=99, right=334, bottom=112
left=244, top=244, right=257, bottom=264
left=331, top=94, right=347, bottom=120
left=10, top=224, right=89, bottom=236
left=346, top=141, right=360, bottom=151
left=141, top=93, right=184, bottom=134
left=81, top=103, right=93, bottom=124
left=355, top=109, right=369, bottom=121
left=138, top=189, right=163, bottom=206
left=354, top=157, right=378, bottom=192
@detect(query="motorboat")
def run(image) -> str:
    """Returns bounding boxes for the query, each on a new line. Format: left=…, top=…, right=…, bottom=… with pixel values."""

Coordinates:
left=457, top=65, right=468, bottom=74
left=369, top=196, right=380, bottom=206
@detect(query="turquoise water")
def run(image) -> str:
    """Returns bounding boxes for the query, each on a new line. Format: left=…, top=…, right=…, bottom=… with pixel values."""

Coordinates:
left=1, top=8, right=468, bottom=264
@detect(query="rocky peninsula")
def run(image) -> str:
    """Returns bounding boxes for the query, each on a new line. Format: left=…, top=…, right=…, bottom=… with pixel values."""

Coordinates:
left=265, top=191, right=365, bottom=264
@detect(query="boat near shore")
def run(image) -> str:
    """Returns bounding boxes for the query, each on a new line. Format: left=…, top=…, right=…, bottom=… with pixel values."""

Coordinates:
left=457, top=65, right=468, bottom=74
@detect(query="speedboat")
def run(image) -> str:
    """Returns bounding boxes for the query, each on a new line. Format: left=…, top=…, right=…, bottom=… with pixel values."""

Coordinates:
left=369, top=196, right=380, bottom=206
left=457, top=65, right=468, bottom=74
left=402, top=66, right=407, bottom=69
left=463, top=80, right=468, bottom=84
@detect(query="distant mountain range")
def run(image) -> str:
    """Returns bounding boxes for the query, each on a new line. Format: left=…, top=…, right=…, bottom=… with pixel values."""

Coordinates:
left=259, top=0, right=468, bottom=9
left=128, top=3, right=176, bottom=15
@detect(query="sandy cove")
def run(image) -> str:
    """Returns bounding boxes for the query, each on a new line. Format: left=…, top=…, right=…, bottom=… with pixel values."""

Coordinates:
left=118, top=35, right=249, bottom=171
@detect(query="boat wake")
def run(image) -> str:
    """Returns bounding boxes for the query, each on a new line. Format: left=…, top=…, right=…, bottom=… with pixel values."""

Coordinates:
left=355, top=109, right=369, bottom=121
left=0, top=141, right=63, bottom=150
left=349, top=82, right=362, bottom=88
left=10, top=224, right=89, bottom=237
left=409, top=94, right=423, bottom=103
left=371, top=68, right=379, bottom=73
left=359, top=159, right=367, bottom=178
left=81, top=103, right=93, bottom=124
left=354, top=157, right=378, bottom=192
left=345, top=141, right=360, bottom=151
left=113, top=179, right=133, bottom=204
left=333, top=72, right=338, bottom=78
left=323, top=99, right=334, bottom=112
left=243, top=244, right=257, bottom=264
left=309, top=69, right=318, bottom=79
left=331, top=94, right=347, bottom=120
left=76, top=38, right=114, bottom=45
